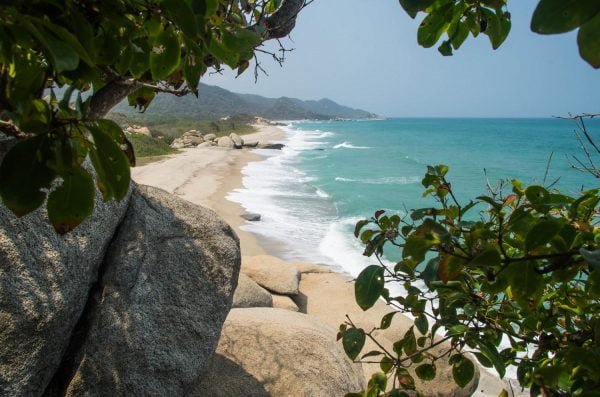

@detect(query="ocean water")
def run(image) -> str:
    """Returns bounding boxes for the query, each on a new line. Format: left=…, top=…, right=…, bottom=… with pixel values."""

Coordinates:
left=228, top=118, right=598, bottom=277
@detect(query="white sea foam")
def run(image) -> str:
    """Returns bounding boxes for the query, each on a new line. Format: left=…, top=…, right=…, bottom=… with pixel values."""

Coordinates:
left=227, top=125, right=339, bottom=264
left=333, top=141, right=370, bottom=149
left=334, top=176, right=420, bottom=185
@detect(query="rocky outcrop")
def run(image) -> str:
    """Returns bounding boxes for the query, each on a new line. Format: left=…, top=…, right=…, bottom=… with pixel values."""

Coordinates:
left=170, top=130, right=205, bottom=149
left=242, top=255, right=300, bottom=295
left=230, top=133, right=243, bottom=149
left=271, top=295, right=299, bottom=312
left=125, top=125, right=151, bottom=136
left=0, top=182, right=131, bottom=396
left=232, top=273, right=273, bottom=309
left=217, top=136, right=235, bottom=148
left=258, top=143, right=285, bottom=150
left=61, top=185, right=240, bottom=396
left=192, top=308, right=365, bottom=397
left=241, top=212, right=261, bottom=221
left=203, top=133, right=217, bottom=141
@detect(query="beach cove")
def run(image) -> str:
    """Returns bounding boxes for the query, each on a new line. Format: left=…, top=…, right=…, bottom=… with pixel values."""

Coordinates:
left=131, top=121, right=522, bottom=397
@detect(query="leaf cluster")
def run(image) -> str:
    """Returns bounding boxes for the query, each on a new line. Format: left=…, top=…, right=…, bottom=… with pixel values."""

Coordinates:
left=0, top=0, right=280, bottom=232
left=341, top=165, right=600, bottom=396
left=398, top=0, right=600, bottom=68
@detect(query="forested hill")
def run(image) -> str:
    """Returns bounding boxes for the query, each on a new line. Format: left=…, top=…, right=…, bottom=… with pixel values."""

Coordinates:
left=113, top=83, right=377, bottom=120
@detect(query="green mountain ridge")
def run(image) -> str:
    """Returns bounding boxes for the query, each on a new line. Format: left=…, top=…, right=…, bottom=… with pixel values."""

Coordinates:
left=114, top=83, right=377, bottom=120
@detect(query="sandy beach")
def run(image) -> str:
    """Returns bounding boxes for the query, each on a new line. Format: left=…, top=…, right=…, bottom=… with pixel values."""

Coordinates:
left=132, top=124, right=283, bottom=256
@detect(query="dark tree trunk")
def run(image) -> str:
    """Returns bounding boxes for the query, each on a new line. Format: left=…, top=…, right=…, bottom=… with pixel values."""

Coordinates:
left=89, top=81, right=136, bottom=119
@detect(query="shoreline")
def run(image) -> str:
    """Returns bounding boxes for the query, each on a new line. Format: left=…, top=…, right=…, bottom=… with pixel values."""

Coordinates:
left=131, top=123, right=284, bottom=256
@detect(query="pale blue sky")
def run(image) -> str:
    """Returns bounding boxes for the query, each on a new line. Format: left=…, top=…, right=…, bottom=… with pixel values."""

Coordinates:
left=204, top=0, right=599, bottom=117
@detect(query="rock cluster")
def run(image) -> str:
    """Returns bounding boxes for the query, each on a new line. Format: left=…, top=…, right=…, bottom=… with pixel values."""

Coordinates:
left=170, top=130, right=283, bottom=150
left=204, top=255, right=366, bottom=396
left=124, top=125, right=151, bottom=136
left=228, top=255, right=490, bottom=397
left=170, top=130, right=206, bottom=149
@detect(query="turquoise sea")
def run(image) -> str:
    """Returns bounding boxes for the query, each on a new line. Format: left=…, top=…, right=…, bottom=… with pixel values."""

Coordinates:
left=228, top=118, right=599, bottom=276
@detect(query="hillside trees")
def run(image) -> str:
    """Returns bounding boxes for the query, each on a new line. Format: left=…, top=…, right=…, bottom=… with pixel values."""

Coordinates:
left=0, top=0, right=307, bottom=233
left=338, top=2, right=600, bottom=396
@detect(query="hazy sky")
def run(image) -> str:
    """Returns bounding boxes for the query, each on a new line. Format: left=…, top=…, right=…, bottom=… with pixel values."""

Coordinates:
left=203, top=0, right=600, bottom=117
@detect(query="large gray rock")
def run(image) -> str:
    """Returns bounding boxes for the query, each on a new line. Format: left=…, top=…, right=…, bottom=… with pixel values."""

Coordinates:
left=193, top=308, right=365, bottom=397
left=242, top=255, right=300, bottom=295
left=63, top=185, right=241, bottom=396
left=272, top=294, right=299, bottom=312
left=203, top=133, right=217, bottom=142
left=217, top=136, right=234, bottom=148
left=232, top=273, right=273, bottom=308
left=229, top=133, right=244, bottom=149
left=0, top=173, right=131, bottom=396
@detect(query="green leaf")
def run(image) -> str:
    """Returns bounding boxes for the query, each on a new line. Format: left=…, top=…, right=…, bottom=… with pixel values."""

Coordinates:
left=452, top=22, right=470, bottom=49
left=342, top=328, right=366, bottom=360
left=415, top=314, right=429, bottom=335
left=47, top=166, right=95, bottom=234
left=224, top=29, right=262, bottom=53
left=380, top=356, right=394, bottom=373
left=438, top=255, right=464, bottom=283
left=525, top=185, right=551, bottom=212
left=479, top=341, right=506, bottom=378
left=470, top=248, right=501, bottom=267
left=506, top=262, right=543, bottom=304
left=403, top=327, right=417, bottom=355
left=399, top=0, right=436, bottom=19
left=531, top=0, right=600, bottom=34
left=71, top=10, right=96, bottom=60
left=381, top=312, right=397, bottom=329
left=578, top=13, right=600, bottom=68
left=438, top=40, right=452, bottom=56
left=129, top=40, right=151, bottom=79
left=482, top=8, right=508, bottom=50
left=150, top=29, right=181, bottom=80
left=403, top=235, right=434, bottom=263
left=415, top=363, right=436, bottom=381
left=525, top=219, right=562, bottom=251
left=362, top=350, right=384, bottom=359
left=265, top=0, right=282, bottom=14
left=355, top=219, right=370, bottom=237
left=88, top=124, right=131, bottom=201
left=452, top=356, right=475, bottom=388
left=37, top=18, right=95, bottom=66
left=0, top=135, right=55, bottom=217
left=417, top=4, right=453, bottom=48
left=422, top=257, right=440, bottom=289
left=128, top=86, right=157, bottom=112
left=184, top=57, right=206, bottom=90
left=474, top=352, right=493, bottom=368
left=22, top=21, right=79, bottom=72
left=163, top=0, right=199, bottom=37
left=355, top=265, right=385, bottom=310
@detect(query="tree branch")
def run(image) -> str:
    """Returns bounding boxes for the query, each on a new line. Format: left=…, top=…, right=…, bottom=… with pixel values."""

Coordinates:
left=89, top=80, right=137, bottom=119
left=251, top=0, right=306, bottom=39
left=0, top=120, right=27, bottom=139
